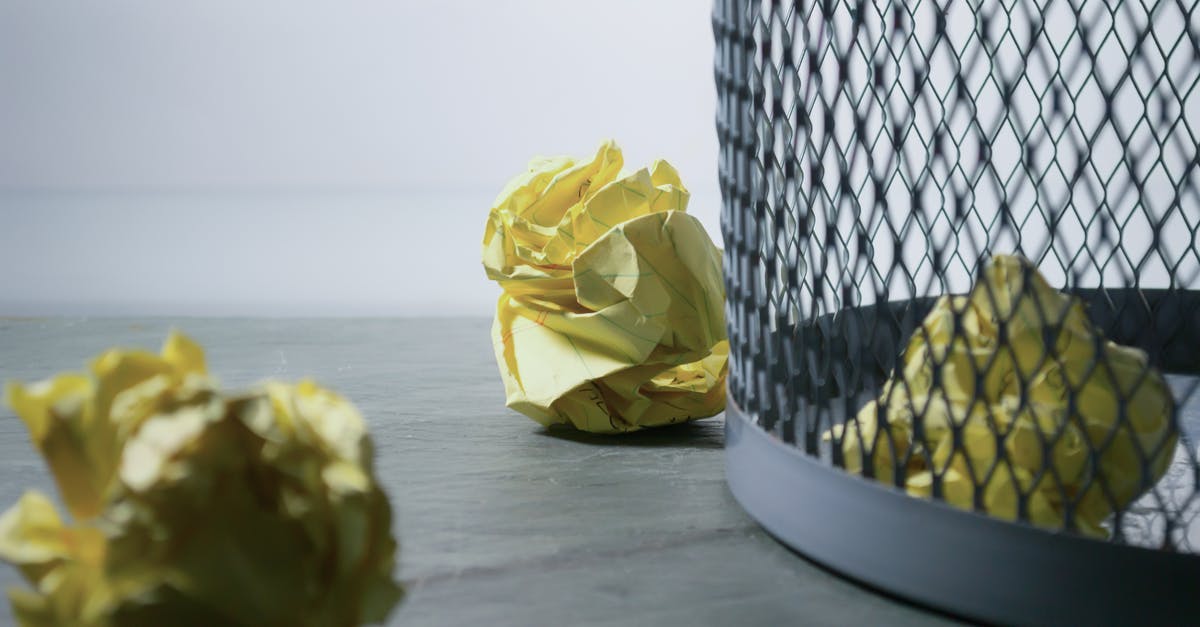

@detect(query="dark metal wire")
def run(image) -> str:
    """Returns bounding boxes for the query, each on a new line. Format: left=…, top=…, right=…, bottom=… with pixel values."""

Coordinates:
left=716, top=0, right=1200, bottom=551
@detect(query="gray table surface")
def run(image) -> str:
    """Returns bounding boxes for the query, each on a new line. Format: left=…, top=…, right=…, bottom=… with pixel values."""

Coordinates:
left=0, top=318, right=956, bottom=627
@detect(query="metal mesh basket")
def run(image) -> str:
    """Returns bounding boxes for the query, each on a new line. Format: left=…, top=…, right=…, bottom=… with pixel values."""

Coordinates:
left=714, top=0, right=1200, bottom=623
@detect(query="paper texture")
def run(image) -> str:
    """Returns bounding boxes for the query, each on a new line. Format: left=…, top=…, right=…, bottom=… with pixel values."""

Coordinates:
left=0, top=332, right=402, bottom=626
left=830, top=255, right=1177, bottom=535
left=483, top=140, right=728, bottom=433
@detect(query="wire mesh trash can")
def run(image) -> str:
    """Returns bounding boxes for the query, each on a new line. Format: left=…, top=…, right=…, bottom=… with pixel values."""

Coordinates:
left=714, top=0, right=1200, bottom=623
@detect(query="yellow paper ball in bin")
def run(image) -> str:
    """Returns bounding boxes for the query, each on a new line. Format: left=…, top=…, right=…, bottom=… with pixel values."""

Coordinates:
left=483, top=140, right=728, bottom=433
left=0, top=332, right=403, bottom=627
left=828, top=255, right=1177, bottom=536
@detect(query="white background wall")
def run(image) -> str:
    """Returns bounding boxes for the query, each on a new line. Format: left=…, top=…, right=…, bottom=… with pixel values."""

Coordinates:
left=0, top=1, right=720, bottom=316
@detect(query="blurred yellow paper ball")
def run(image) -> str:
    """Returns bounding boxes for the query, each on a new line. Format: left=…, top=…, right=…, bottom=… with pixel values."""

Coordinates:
left=0, top=332, right=402, bottom=627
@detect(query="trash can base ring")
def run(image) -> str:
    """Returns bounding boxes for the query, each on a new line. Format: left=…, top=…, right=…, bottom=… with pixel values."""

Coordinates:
left=724, top=396, right=1200, bottom=626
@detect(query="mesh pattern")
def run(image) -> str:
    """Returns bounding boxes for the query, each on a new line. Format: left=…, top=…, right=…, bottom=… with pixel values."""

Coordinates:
left=715, top=0, right=1200, bottom=550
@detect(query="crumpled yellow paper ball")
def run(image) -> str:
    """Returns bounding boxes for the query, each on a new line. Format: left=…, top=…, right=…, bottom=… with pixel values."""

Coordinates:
left=829, top=255, right=1177, bottom=536
left=483, top=140, right=728, bottom=433
left=0, top=332, right=402, bottom=627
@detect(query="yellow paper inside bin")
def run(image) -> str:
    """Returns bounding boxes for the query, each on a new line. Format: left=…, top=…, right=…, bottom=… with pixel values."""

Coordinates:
left=827, top=255, right=1177, bottom=536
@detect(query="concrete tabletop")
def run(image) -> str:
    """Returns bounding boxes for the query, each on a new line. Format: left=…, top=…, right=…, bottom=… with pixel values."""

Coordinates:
left=0, top=318, right=955, bottom=626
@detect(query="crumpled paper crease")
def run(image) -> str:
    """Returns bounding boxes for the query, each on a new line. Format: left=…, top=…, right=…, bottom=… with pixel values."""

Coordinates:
left=483, top=140, right=728, bottom=433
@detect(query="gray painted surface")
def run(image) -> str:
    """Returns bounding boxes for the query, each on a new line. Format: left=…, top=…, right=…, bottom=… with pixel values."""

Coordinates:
left=0, top=318, right=955, bottom=626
